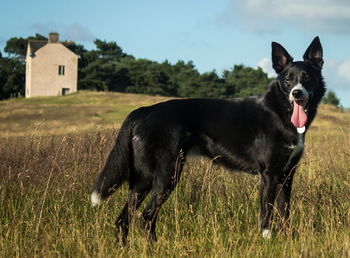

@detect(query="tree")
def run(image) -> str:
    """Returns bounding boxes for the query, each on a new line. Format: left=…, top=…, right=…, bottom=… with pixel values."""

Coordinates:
left=322, top=90, right=340, bottom=107
left=192, top=71, right=226, bottom=98
left=223, top=65, right=272, bottom=98
left=94, top=39, right=131, bottom=61
left=122, top=58, right=176, bottom=96
left=4, top=34, right=47, bottom=62
left=168, top=60, right=200, bottom=97
left=78, top=39, right=136, bottom=91
left=0, top=57, right=25, bottom=98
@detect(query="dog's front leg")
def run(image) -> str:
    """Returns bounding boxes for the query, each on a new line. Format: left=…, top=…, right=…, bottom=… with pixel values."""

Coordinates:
left=259, top=172, right=278, bottom=239
left=275, top=171, right=295, bottom=235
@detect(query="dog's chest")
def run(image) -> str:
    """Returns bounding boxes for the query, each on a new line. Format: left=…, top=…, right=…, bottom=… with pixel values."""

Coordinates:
left=282, top=134, right=305, bottom=169
left=286, top=137, right=304, bottom=154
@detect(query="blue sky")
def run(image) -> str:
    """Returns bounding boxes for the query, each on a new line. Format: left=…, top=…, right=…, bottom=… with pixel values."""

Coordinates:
left=1, top=0, right=350, bottom=106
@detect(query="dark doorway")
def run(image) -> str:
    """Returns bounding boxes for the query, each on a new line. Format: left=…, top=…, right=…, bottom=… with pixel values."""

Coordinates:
left=62, top=88, right=70, bottom=96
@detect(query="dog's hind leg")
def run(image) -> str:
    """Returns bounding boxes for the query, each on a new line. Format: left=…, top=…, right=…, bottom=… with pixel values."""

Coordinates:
left=140, top=149, right=185, bottom=242
left=259, top=172, right=279, bottom=239
left=115, top=180, right=151, bottom=244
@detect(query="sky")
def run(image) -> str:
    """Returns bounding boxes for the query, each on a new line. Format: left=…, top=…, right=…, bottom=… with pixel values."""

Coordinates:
left=1, top=0, right=350, bottom=106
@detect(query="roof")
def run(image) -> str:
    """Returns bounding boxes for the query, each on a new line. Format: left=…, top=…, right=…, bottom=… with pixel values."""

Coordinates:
left=28, top=39, right=76, bottom=57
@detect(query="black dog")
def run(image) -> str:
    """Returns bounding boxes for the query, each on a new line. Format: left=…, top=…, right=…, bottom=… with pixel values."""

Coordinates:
left=91, top=37, right=325, bottom=242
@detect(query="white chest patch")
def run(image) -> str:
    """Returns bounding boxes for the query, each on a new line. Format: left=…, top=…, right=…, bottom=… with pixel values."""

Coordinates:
left=285, top=134, right=305, bottom=168
left=287, top=138, right=304, bottom=152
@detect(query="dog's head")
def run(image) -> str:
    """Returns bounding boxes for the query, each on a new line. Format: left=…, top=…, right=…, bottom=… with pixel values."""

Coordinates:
left=271, top=37, right=324, bottom=133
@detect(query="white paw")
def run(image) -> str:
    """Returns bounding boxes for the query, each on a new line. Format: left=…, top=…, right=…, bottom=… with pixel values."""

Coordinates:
left=91, top=191, right=101, bottom=207
left=262, top=229, right=272, bottom=239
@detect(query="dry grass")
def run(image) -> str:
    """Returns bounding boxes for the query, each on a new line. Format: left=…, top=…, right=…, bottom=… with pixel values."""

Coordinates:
left=0, top=92, right=349, bottom=257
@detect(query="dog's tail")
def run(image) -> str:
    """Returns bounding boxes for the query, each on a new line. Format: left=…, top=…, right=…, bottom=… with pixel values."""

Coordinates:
left=90, top=113, right=134, bottom=207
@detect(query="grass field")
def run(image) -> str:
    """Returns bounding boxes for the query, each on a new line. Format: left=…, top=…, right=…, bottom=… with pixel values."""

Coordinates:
left=0, top=91, right=170, bottom=137
left=0, top=91, right=349, bottom=257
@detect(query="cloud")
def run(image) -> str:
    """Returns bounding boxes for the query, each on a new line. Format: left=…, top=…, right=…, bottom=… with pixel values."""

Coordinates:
left=323, top=59, right=350, bottom=90
left=315, top=58, right=350, bottom=106
left=257, top=57, right=276, bottom=78
left=31, top=22, right=95, bottom=43
left=337, top=60, right=350, bottom=83
left=219, top=0, right=350, bottom=34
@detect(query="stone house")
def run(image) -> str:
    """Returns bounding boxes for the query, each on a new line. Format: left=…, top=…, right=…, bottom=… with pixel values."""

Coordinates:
left=25, top=33, right=78, bottom=98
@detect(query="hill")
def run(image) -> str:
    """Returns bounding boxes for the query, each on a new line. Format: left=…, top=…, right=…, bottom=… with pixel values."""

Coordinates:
left=0, top=91, right=349, bottom=137
left=0, top=91, right=170, bottom=137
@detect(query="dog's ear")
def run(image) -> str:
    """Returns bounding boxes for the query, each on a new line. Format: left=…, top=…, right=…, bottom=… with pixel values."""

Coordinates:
left=271, top=42, right=293, bottom=74
left=303, top=36, right=323, bottom=70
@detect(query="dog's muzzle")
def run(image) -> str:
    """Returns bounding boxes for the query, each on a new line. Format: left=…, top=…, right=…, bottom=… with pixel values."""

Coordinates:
left=292, top=89, right=304, bottom=99
left=289, top=84, right=309, bottom=103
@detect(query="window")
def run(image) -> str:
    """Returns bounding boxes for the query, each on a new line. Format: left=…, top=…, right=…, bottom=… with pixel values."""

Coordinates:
left=58, top=65, right=65, bottom=75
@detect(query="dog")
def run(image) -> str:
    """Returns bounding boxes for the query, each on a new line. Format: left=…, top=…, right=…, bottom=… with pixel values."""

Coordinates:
left=91, top=37, right=325, bottom=242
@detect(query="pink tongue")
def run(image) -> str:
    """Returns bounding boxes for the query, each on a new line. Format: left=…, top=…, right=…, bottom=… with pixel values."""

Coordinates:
left=291, top=101, right=307, bottom=128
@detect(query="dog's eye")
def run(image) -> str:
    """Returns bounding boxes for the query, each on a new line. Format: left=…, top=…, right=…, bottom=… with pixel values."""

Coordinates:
left=285, top=74, right=294, bottom=84
left=303, top=73, right=310, bottom=82
left=285, top=77, right=292, bottom=84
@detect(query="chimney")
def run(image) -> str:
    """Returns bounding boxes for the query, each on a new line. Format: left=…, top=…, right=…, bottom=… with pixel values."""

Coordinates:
left=49, top=33, right=59, bottom=43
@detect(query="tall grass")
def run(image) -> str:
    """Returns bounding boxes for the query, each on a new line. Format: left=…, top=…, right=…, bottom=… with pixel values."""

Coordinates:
left=0, top=126, right=349, bottom=257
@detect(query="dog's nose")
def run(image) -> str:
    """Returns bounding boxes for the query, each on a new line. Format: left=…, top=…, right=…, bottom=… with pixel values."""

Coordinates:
left=292, top=89, right=303, bottom=99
